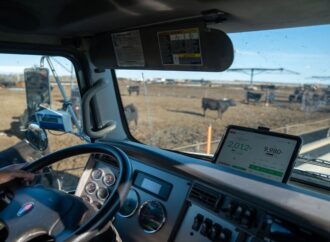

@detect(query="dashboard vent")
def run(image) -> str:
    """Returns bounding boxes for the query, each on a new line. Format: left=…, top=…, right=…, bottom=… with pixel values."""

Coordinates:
left=189, top=184, right=222, bottom=211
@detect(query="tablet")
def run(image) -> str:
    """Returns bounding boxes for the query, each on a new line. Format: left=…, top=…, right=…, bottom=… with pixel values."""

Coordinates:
left=214, top=125, right=302, bottom=183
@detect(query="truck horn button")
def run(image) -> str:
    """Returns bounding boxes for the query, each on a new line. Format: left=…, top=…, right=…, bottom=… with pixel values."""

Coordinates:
left=17, top=202, right=34, bottom=217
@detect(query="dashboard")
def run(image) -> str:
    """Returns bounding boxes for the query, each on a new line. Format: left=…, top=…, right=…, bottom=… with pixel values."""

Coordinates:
left=75, top=141, right=330, bottom=242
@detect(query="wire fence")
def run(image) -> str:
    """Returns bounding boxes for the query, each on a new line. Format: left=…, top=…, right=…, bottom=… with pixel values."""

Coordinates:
left=173, top=118, right=330, bottom=154
left=272, top=118, right=330, bottom=135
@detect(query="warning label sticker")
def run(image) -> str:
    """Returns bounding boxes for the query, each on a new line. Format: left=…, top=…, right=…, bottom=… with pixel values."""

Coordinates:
left=157, top=28, right=202, bottom=66
left=112, top=30, right=145, bottom=67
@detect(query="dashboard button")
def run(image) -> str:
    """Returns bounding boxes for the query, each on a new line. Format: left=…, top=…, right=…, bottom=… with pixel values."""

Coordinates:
left=192, top=214, right=204, bottom=231
left=233, top=205, right=244, bottom=221
left=200, top=218, right=212, bottom=236
left=219, top=228, right=232, bottom=242
left=223, top=201, right=237, bottom=218
left=209, top=223, right=221, bottom=241
left=241, top=209, right=255, bottom=228
left=97, top=187, right=109, bottom=200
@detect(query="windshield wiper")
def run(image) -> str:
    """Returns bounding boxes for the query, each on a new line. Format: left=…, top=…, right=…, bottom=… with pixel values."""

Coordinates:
left=291, top=156, right=330, bottom=190
left=293, top=169, right=330, bottom=181
left=297, top=155, right=330, bottom=167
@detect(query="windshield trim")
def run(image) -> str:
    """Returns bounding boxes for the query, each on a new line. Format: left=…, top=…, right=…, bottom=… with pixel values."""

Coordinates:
left=112, top=69, right=144, bottom=145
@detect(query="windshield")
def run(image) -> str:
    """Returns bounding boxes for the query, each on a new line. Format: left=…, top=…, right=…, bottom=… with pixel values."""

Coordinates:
left=116, top=24, right=330, bottom=188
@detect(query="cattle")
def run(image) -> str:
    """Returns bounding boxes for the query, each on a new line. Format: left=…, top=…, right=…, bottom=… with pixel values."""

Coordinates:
left=202, top=98, right=236, bottom=119
left=289, top=88, right=304, bottom=103
left=322, top=90, right=330, bottom=104
left=260, top=85, right=276, bottom=91
left=127, top=85, right=140, bottom=96
left=246, top=91, right=263, bottom=103
left=301, top=90, right=321, bottom=112
left=124, top=104, right=138, bottom=126
left=265, top=91, right=275, bottom=104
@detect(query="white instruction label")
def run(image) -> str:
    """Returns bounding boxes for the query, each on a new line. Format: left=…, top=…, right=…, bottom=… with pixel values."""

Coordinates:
left=158, top=28, right=203, bottom=66
left=112, top=30, right=145, bottom=67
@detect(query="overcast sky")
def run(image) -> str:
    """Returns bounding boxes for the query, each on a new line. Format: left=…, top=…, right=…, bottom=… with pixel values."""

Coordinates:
left=0, top=24, right=329, bottom=84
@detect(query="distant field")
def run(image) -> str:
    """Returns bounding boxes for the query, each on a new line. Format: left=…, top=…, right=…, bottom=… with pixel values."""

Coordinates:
left=0, top=81, right=330, bottom=159
left=119, top=81, right=330, bottom=153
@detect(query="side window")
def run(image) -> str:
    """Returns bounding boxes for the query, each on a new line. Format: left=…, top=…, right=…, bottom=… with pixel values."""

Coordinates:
left=0, top=54, right=84, bottom=172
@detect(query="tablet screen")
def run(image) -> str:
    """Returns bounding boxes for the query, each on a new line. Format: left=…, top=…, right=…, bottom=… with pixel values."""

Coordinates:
left=215, top=126, right=301, bottom=182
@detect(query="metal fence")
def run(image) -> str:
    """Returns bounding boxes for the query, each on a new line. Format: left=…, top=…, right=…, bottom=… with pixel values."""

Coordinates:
left=272, top=118, right=330, bottom=136
left=173, top=118, right=330, bottom=154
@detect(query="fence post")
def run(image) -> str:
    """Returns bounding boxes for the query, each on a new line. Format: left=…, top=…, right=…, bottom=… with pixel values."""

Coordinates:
left=196, top=143, right=200, bottom=153
left=206, top=125, right=212, bottom=154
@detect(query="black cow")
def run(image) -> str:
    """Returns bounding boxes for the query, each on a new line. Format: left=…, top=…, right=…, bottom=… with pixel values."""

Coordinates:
left=202, top=98, right=236, bottom=119
left=289, top=88, right=304, bottom=103
left=322, top=90, right=330, bottom=104
left=127, top=85, right=140, bottom=96
left=124, top=104, right=138, bottom=126
left=260, top=85, right=276, bottom=91
left=246, top=91, right=262, bottom=103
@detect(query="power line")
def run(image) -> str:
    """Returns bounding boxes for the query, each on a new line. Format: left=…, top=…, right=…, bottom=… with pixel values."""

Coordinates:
left=307, top=76, right=330, bottom=80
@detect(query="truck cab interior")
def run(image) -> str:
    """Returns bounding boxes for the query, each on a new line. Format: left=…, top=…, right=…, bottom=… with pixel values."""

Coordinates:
left=0, top=1, right=329, bottom=242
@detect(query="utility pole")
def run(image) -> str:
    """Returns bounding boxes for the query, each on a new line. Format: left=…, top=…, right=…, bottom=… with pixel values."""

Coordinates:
left=142, top=72, right=153, bottom=143
left=250, top=69, right=254, bottom=85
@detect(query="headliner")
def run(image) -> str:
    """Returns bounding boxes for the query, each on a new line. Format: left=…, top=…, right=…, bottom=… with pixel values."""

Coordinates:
left=0, top=0, right=330, bottom=37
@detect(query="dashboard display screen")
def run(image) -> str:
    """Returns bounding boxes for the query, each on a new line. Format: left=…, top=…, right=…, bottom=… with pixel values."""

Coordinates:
left=215, top=126, right=301, bottom=182
left=141, top=178, right=162, bottom=194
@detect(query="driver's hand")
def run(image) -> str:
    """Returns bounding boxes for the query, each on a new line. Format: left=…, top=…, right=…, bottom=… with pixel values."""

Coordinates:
left=0, top=170, right=35, bottom=185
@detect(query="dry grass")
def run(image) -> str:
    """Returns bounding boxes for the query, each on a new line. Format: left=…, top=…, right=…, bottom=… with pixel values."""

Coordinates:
left=0, top=82, right=330, bottom=160
left=0, top=86, right=84, bottom=152
left=119, top=82, right=330, bottom=153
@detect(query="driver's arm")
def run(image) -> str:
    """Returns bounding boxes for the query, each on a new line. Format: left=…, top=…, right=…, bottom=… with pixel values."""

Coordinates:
left=0, top=170, right=35, bottom=185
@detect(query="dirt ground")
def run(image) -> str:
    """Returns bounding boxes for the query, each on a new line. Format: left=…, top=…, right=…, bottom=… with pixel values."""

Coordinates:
left=119, top=81, right=330, bottom=153
left=0, top=86, right=84, bottom=152
left=1, top=81, right=330, bottom=160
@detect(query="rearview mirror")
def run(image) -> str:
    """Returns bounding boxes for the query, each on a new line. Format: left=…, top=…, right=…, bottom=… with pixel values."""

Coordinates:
left=25, top=123, right=48, bottom=151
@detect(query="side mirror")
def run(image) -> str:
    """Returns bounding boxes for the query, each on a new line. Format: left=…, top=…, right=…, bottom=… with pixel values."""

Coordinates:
left=25, top=123, right=48, bottom=151
left=23, top=67, right=51, bottom=128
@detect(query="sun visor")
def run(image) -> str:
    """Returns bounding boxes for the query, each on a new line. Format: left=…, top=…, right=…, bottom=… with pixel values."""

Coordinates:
left=90, top=21, right=234, bottom=72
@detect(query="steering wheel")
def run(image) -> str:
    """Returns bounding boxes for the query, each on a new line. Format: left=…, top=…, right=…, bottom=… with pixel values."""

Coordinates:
left=0, top=143, right=133, bottom=242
